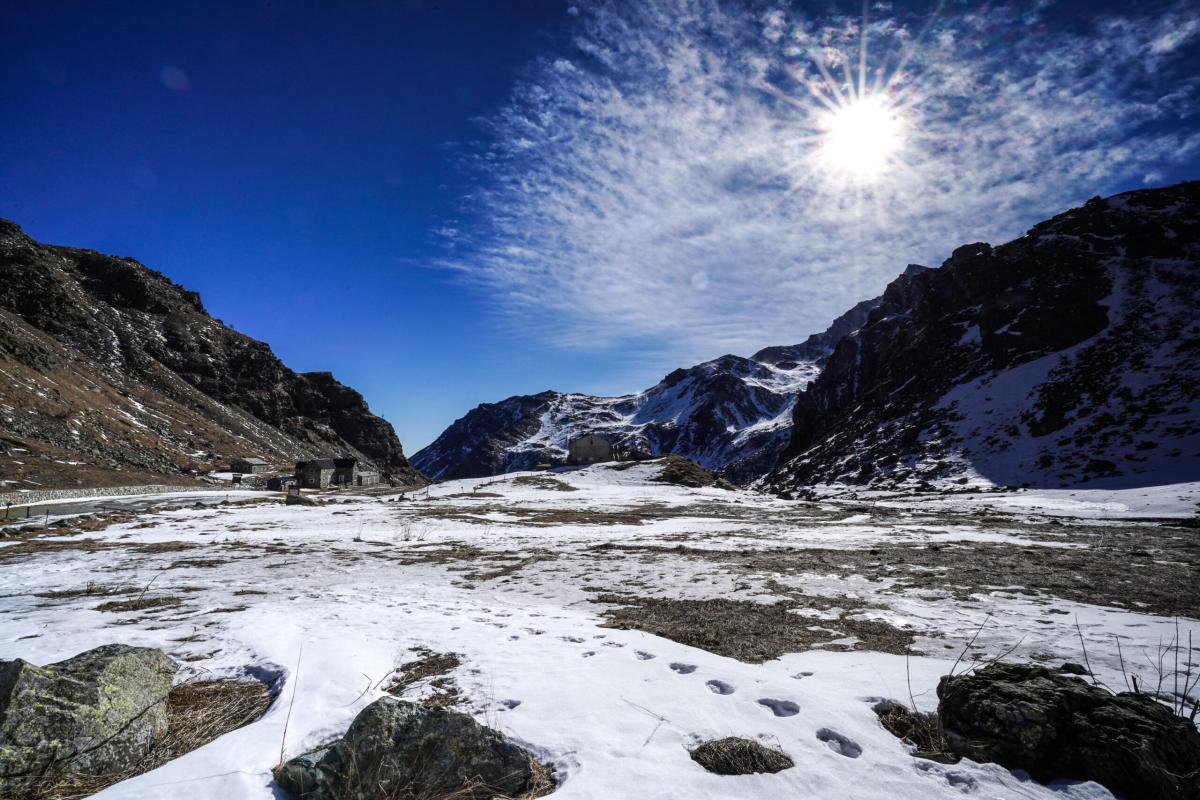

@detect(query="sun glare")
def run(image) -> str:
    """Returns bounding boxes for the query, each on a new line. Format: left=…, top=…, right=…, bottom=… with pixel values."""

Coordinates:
left=818, top=95, right=905, bottom=180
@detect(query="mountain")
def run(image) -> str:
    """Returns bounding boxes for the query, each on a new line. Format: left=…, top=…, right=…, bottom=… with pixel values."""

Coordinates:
left=411, top=293, right=899, bottom=484
left=764, top=181, right=1200, bottom=492
left=0, top=220, right=423, bottom=490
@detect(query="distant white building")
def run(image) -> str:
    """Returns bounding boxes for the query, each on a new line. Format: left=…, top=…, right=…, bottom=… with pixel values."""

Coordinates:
left=568, top=434, right=614, bottom=465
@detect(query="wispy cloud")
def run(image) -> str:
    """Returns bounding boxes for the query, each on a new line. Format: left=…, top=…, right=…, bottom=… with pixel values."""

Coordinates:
left=444, top=0, right=1200, bottom=364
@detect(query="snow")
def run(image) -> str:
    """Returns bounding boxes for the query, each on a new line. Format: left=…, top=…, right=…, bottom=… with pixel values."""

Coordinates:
left=3, top=463, right=1195, bottom=799
left=417, top=351, right=826, bottom=480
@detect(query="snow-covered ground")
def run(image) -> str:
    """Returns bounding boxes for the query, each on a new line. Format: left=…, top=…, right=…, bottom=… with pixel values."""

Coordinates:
left=2, top=463, right=1197, bottom=799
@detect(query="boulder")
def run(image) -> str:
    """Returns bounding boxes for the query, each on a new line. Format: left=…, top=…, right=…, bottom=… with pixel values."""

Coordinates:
left=938, top=662, right=1200, bottom=800
left=275, top=697, right=546, bottom=799
left=689, top=737, right=793, bottom=775
left=0, top=645, right=177, bottom=789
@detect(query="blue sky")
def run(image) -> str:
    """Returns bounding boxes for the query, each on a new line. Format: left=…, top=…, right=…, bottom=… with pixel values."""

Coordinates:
left=3, top=1, right=1198, bottom=453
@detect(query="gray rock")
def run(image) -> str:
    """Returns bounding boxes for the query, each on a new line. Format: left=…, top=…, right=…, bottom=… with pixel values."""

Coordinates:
left=0, top=644, right=177, bottom=788
left=275, top=697, right=544, bottom=799
left=938, top=662, right=1200, bottom=800
left=689, top=737, right=793, bottom=775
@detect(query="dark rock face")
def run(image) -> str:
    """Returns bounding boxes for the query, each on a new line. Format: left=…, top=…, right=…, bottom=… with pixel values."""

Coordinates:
left=689, top=736, right=794, bottom=775
left=0, top=219, right=423, bottom=486
left=412, top=285, right=901, bottom=485
left=274, top=697, right=544, bottom=800
left=767, top=182, right=1200, bottom=490
left=0, top=645, right=177, bottom=791
left=938, top=663, right=1200, bottom=800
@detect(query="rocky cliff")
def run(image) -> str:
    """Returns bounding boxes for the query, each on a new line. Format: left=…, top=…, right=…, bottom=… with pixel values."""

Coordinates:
left=764, top=182, right=1200, bottom=491
left=0, top=220, right=423, bottom=489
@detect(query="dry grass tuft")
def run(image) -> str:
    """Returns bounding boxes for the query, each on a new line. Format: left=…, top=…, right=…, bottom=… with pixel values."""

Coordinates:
left=35, top=583, right=135, bottom=600
left=689, top=736, right=794, bottom=775
left=873, top=700, right=960, bottom=763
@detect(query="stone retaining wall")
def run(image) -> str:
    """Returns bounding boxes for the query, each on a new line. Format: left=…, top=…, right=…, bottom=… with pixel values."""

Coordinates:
left=0, top=484, right=209, bottom=508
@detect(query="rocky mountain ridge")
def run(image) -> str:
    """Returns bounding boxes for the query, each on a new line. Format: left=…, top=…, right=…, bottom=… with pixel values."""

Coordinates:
left=0, top=220, right=423, bottom=489
left=764, top=181, right=1200, bottom=491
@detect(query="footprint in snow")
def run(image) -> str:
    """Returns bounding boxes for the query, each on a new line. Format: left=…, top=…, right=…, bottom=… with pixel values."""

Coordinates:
left=816, top=728, right=862, bottom=758
left=635, top=651, right=656, bottom=660
left=602, top=641, right=626, bottom=648
left=705, top=679, right=735, bottom=695
left=791, top=671, right=814, bottom=680
left=670, top=663, right=697, bottom=675
left=758, top=698, right=800, bottom=717
left=500, top=699, right=522, bottom=710
left=560, top=636, right=586, bottom=643
left=508, top=635, right=520, bottom=641
left=914, top=761, right=976, bottom=792
left=581, top=651, right=596, bottom=658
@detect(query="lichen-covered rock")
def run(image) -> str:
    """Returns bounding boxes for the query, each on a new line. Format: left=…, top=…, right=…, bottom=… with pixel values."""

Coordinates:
left=0, top=644, right=177, bottom=789
left=938, top=662, right=1200, bottom=800
left=275, top=697, right=544, bottom=799
left=689, top=736, right=794, bottom=775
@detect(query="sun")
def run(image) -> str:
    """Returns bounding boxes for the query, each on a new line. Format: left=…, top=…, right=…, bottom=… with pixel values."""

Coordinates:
left=817, top=95, right=905, bottom=180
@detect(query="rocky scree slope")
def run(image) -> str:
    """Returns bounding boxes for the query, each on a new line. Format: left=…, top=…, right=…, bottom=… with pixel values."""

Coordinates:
left=0, top=220, right=422, bottom=488
left=411, top=294, right=901, bottom=485
left=765, top=181, right=1200, bottom=491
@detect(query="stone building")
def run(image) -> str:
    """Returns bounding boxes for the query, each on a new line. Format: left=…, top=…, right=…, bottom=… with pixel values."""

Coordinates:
left=230, top=457, right=270, bottom=475
left=295, top=457, right=377, bottom=488
left=568, top=434, right=614, bottom=465
left=295, top=458, right=337, bottom=488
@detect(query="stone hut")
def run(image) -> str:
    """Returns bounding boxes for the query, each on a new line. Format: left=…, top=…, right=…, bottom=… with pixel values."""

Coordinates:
left=231, top=457, right=270, bottom=475
left=296, top=458, right=337, bottom=488
left=332, top=458, right=358, bottom=486
left=568, top=434, right=614, bottom=465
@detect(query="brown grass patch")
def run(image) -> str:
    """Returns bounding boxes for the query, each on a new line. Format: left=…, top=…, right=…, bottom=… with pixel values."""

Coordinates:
left=384, top=649, right=464, bottom=708
left=507, top=476, right=577, bottom=492
left=593, top=594, right=916, bottom=662
left=461, top=552, right=557, bottom=582
left=94, top=596, right=183, bottom=613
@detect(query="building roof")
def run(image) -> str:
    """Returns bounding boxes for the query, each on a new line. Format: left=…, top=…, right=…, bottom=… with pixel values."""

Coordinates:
left=301, top=458, right=338, bottom=469
left=234, top=457, right=269, bottom=465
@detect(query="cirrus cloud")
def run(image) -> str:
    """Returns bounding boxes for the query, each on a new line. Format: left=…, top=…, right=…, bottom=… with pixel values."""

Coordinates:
left=442, top=0, right=1200, bottom=364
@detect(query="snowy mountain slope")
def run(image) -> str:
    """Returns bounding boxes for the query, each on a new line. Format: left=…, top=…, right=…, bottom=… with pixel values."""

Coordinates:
left=411, top=294, right=899, bottom=484
left=765, top=181, right=1200, bottom=492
